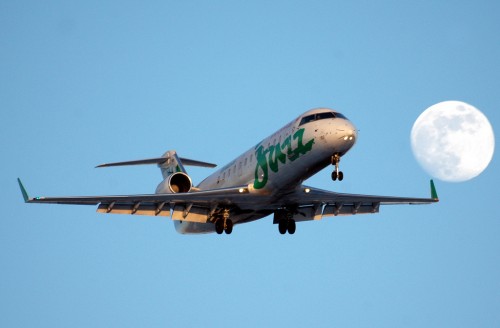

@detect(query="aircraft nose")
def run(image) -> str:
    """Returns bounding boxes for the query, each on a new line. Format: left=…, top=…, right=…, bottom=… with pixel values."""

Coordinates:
left=340, top=120, right=357, bottom=145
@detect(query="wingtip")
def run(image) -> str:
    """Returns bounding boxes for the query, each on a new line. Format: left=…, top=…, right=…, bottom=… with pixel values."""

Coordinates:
left=430, top=179, right=439, bottom=201
left=17, top=178, right=30, bottom=203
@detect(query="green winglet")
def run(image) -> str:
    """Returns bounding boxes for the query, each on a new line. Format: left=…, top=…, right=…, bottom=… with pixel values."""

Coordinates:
left=17, top=178, right=30, bottom=203
left=430, top=179, right=439, bottom=201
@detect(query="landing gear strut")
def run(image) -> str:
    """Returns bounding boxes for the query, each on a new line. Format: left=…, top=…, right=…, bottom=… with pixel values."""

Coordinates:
left=331, top=153, right=344, bottom=181
left=215, top=208, right=233, bottom=235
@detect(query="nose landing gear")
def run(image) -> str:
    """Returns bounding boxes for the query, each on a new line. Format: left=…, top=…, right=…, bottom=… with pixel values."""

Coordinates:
left=331, top=153, right=344, bottom=181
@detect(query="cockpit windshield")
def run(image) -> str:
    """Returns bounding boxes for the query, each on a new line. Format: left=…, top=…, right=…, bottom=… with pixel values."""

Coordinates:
left=298, top=111, right=347, bottom=126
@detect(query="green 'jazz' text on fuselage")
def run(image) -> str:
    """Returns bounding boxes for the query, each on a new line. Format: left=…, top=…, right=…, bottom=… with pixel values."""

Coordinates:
left=254, top=128, right=314, bottom=189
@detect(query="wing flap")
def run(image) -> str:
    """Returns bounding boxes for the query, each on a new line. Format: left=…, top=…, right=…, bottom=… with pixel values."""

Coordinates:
left=171, top=205, right=209, bottom=223
left=97, top=202, right=170, bottom=216
left=322, top=202, right=380, bottom=216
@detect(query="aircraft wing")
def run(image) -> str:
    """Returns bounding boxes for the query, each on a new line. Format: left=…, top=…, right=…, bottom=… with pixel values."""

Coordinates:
left=298, top=180, right=438, bottom=205
left=17, top=178, right=265, bottom=217
left=278, top=180, right=439, bottom=221
left=18, top=177, right=438, bottom=221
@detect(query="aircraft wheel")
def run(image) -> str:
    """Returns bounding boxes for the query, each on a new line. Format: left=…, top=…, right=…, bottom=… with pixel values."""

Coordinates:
left=278, top=219, right=287, bottom=234
left=215, top=219, right=224, bottom=234
left=338, top=171, right=344, bottom=181
left=332, top=171, right=337, bottom=181
left=224, top=219, right=233, bottom=234
left=287, top=219, right=296, bottom=234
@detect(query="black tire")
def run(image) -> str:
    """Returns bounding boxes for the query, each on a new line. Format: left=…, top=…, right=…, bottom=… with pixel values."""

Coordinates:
left=287, top=220, right=296, bottom=234
left=332, top=171, right=337, bottom=181
left=225, top=219, right=233, bottom=234
left=338, top=171, right=344, bottom=181
left=278, top=220, right=287, bottom=234
left=215, top=219, right=224, bottom=234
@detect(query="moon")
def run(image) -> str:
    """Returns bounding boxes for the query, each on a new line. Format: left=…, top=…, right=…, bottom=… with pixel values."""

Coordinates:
left=411, top=101, right=495, bottom=182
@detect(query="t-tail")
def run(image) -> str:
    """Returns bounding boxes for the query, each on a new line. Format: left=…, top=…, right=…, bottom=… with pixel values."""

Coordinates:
left=96, top=150, right=217, bottom=193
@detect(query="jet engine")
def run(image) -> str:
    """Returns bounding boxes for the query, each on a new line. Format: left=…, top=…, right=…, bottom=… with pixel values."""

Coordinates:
left=155, top=172, right=192, bottom=194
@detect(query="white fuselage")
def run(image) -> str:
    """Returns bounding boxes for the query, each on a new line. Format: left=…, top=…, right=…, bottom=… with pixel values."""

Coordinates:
left=174, top=108, right=357, bottom=233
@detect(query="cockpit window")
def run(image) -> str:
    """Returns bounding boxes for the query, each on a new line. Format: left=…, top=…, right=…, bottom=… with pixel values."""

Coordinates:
left=316, top=112, right=335, bottom=120
left=299, top=114, right=316, bottom=126
left=299, top=111, right=347, bottom=126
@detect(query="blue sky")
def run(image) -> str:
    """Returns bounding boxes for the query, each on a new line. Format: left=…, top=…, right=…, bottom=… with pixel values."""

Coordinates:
left=1, top=1, right=499, bottom=327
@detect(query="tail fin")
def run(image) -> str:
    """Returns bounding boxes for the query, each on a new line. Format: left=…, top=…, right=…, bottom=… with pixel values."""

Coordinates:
left=96, top=150, right=216, bottom=179
left=157, top=151, right=192, bottom=178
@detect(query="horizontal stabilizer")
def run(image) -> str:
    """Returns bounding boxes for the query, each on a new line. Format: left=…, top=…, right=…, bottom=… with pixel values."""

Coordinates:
left=180, top=158, right=217, bottom=168
left=96, top=157, right=216, bottom=168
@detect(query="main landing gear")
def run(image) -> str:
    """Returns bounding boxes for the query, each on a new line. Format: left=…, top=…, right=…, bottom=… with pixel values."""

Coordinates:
left=215, top=209, right=233, bottom=235
left=331, top=153, right=344, bottom=181
left=278, top=218, right=296, bottom=235
left=276, top=210, right=296, bottom=235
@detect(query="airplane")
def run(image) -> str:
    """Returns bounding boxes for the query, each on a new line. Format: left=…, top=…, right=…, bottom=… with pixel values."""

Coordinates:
left=18, top=108, right=439, bottom=235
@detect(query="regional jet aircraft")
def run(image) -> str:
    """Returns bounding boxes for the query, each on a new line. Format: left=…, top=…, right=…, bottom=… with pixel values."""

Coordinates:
left=18, top=108, right=438, bottom=234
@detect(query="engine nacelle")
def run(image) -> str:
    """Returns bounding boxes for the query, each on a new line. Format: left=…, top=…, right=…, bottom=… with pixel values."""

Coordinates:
left=155, top=172, right=192, bottom=194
